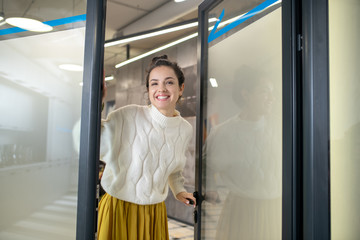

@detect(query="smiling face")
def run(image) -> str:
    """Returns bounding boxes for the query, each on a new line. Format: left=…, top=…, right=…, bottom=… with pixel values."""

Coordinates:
left=148, top=66, right=184, bottom=117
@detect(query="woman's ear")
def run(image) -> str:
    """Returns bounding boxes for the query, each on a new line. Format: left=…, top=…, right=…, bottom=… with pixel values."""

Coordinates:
left=179, top=83, right=185, bottom=96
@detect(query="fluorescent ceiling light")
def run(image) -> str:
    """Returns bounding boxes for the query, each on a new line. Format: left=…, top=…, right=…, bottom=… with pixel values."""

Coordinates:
left=209, top=78, right=218, bottom=87
left=59, top=64, right=83, bottom=72
left=115, top=32, right=198, bottom=68
left=106, top=22, right=197, bottom=48
left=5, top=17, right=53, bottom=32
left=174, top=0, right=187, bottom=2
left=105, top=75, right=114, bottom=81
left=106, top=18, right=217, bottom=48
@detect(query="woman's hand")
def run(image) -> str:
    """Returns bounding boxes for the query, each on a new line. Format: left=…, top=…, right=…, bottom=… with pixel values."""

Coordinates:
left=176, top=191, right=196, bottom=207
left=102, top=70, right=107, bottom=104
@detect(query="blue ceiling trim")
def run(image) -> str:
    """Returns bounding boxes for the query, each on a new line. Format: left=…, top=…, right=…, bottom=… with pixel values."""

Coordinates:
left=0, top=14, right=87, bottom=36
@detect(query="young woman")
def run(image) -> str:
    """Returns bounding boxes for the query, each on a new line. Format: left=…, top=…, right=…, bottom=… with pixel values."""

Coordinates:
left=97, top=55, right=196, bottom=240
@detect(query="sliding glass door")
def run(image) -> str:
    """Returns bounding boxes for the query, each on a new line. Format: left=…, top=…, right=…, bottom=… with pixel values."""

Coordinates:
left=196, top=0, right=285, bottom=239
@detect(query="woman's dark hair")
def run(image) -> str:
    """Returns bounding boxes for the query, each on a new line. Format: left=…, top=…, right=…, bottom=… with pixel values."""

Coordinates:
left=145, top=55, right=185, bottom=90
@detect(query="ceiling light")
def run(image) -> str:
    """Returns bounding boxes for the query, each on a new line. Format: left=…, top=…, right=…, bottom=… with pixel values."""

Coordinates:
left=59, top=64, right=83, bottom=72
left=0, top=16, right=3, bottom=21
left=5, top=17, right=53, bottom=32
left=105, top=75, right=114, bottom=81
left=106, top=22, right=198, bottom=48
left=174, top=0, right=187, bottom=2
left=209, top=78, right=218, bottom=87
left=79, top=82, right=83, bottom=86
left=106, top=18, right=217, bottom=48
left=115, top=32, right=198, bottom=68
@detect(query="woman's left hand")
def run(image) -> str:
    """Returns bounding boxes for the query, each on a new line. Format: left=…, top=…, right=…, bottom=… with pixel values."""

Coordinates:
left=176, top=191, right=196, bottom=207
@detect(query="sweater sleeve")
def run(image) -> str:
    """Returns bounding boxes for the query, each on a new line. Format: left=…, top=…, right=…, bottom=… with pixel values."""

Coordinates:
left=168, top=121, right=193, bottom=197
left=100, top=109, right=121, bottom=163
left=168, top=170, right=187, bottom=197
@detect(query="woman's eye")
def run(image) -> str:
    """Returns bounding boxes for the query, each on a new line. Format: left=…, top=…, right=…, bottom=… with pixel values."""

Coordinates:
left=151, top=82, right=158, bottom=86
left=166, top=81, right=174, bottom=85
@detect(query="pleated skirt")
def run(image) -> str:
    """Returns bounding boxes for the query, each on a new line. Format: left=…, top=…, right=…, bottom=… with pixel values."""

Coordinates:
left=97, top=193, right=169, bottom=240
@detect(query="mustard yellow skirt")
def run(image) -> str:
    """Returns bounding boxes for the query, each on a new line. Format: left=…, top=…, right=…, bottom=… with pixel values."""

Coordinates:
left=97, top=193, right=169, bottom=240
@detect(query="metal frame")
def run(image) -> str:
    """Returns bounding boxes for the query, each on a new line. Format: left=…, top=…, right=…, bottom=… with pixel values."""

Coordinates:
left=76, top=0, right=107, bottom=239
left=302, top=0, right=330, bottom=239
left=196, top=0, right=220, bottom=239
left=282, top=0, right=303, bottom=239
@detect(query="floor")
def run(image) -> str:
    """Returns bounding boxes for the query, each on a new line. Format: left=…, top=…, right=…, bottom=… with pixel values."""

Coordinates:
left=0, top=191, right=194, bottom=240
left=168, top=218, right=194, bottom=240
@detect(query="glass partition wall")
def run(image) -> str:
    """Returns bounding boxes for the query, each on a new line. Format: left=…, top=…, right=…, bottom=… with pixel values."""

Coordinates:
left=0, top=1, right=86, bottom=239
left=198, top=1, right=283, bottom=239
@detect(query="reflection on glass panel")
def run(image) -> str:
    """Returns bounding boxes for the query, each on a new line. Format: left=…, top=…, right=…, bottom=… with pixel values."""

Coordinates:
left=201, top=2, right=282, bottom=239
left=330, top=0, right=360, bottom=239
left=0, top=1, right=86, bottom=239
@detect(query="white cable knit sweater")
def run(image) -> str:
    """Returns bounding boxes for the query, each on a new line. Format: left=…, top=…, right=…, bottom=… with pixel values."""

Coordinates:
left=100, top=104, right=193, bottom=205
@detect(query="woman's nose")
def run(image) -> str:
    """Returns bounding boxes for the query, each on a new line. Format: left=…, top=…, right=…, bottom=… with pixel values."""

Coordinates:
left=158, top=83, right=167, bottom=92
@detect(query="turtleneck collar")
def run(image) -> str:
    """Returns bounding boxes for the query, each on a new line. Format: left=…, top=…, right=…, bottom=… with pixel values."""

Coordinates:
left=148, top=105, right=181, bottom=128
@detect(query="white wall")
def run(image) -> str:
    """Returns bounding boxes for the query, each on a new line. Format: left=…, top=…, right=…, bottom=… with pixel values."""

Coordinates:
left=330, top=0, right=360, bottom=239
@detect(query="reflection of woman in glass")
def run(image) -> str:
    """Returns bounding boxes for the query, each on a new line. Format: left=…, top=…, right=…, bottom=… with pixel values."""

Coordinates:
left=205, top=66, right=282, bottom=239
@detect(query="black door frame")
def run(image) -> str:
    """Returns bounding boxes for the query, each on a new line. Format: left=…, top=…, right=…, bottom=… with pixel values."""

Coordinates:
left=196, top=0, right=331, bottom=239
left=76, top=0, right=107, bottom=239
left=301, top=0, right=330, bottom=239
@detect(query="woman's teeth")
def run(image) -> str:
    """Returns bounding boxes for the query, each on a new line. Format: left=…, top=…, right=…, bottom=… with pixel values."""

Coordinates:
left=157, top=96, right=169, bottom=99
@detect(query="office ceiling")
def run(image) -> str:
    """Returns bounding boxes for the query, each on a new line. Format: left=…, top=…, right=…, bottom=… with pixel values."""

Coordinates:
left=0, top=0, right=278, bottom=90
left=0, top=0, right=201, bottom=85
left=103, top=0, right=201, bottom=80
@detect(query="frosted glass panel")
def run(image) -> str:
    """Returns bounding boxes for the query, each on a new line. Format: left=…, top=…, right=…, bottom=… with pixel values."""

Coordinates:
left=0, top=1, right=86, bottom=239
left=201, top=2, right=282, bottom=239
left=330, top=0, right=360, bottom=239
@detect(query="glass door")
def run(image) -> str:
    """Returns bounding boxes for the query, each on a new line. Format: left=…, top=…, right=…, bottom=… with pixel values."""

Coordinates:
left=0, top=0, right=87, bottom=239
left=196, top=0, right=285, bottom=239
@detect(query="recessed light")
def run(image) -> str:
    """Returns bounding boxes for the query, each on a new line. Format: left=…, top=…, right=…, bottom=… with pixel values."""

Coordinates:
left=5, top=17, right=53, bottom=32
left=209, top=78, right=218, bottom=87
left=105, top=75, right=114, bottom=81
left=59, top=64, right=83, bottom=72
